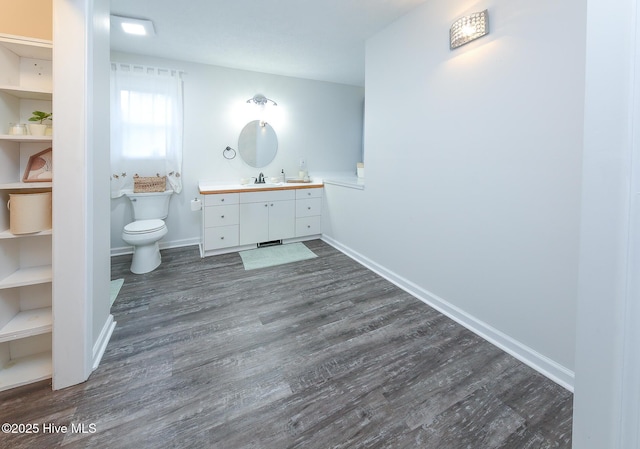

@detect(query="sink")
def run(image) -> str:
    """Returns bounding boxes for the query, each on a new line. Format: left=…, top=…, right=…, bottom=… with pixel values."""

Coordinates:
left=241, top=182, right=283, bottom=188
left=198, top=181, right=285, bottom=192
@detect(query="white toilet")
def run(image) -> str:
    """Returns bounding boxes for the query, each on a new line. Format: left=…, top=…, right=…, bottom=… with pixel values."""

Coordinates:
left=122, top=190, right=173, bottom=274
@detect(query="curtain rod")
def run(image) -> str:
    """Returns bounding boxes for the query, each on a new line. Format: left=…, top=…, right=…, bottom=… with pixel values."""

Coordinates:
left=111, top=61, right=186, bottom=77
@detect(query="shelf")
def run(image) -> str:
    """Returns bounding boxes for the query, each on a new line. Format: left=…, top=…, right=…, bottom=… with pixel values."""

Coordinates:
left=0, top=307, right=52, bottom=343
left=0, top=34, right=52, bottom=60
left=0, top=182, right=52, bottom=190
left=0, top=229, right=52, bottom=239
left=0, top=266, right=52, bottom=290
left=0, top=134, right=52, bottom=143
left=0, top=85, right=52, bottom=100
left=0, top=351, right=52, bottom=392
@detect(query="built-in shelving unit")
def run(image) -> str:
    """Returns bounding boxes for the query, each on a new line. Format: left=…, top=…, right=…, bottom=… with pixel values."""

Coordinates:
left=0, top=33, right=54, bottom=392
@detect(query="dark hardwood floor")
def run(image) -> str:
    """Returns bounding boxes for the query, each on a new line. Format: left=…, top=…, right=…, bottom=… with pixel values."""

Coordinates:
left=0, top=240, right=572, bottom=448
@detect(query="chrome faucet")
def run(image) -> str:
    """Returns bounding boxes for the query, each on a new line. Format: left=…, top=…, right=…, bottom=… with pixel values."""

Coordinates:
left=256, top=172, right=265, bottom=184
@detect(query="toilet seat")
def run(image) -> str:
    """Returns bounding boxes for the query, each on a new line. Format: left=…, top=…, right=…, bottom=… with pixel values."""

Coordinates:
left=124, top=219, right=166, bottom=234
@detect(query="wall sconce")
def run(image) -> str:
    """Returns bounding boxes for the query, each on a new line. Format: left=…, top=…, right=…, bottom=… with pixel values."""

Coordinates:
left=246, top=94, right=277, bottom=107
left=450, top=9, right=489, bottom=50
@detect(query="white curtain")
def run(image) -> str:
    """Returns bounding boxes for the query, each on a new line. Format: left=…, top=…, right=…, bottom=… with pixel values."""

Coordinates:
left=110, top=63, right=184, bottom=198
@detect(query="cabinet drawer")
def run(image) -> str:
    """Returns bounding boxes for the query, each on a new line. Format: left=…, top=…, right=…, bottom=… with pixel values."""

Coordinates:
left=204, top=193, right=239, bottom=206
left=295, top=188, right=323, bottom=199
left=204, top=204, right=239, bottom=227
left=296, top=216, right=321, bottom=237
left=240, top=189, right=295, bottom=203
left=296, top=198, right=322, bottom=218
left=204, top=225, right=239, bottom=250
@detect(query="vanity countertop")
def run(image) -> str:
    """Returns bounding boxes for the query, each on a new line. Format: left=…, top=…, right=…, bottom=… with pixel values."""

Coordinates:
left=199, top=180, right=324, bottom=194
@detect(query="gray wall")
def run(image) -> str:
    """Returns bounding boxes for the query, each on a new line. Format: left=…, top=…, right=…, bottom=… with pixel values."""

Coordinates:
left=323, top=0, right=585, bottom=384
left=110, top=52, right=364, bottom=252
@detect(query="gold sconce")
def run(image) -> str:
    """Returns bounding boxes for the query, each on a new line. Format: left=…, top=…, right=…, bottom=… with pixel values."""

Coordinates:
left=450, top=10, right=489, bottom=50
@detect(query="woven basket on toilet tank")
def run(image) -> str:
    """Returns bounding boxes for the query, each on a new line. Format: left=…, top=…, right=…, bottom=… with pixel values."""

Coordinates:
left=133, top=175, right=166, bottom=193
left=7, top=191, right=52, bottom=234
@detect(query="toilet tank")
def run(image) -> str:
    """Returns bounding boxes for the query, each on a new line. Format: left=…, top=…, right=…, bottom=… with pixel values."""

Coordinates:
left=125, top=190, right=173, bottom=220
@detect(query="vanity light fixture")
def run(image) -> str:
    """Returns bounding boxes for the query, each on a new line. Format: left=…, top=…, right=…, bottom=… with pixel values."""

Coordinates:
left=111, top=15, right=156, bottom=36
left=450, top=9, right=489, bottom=50
left=247, top=94, right=277, bottom=107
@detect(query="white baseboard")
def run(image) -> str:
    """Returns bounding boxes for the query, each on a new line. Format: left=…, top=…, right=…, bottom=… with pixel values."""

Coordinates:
left=321, top=235, right=575, bottom=392
left=92, top=314, right=116, bottom=371
left=111, top=237, right=201, bottom=257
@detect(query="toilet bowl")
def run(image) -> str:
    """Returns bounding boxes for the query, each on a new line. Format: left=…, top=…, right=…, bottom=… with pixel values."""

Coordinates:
left=122, top=219, right=168, bottom=274
left=122, top=189, right=173, bottom=274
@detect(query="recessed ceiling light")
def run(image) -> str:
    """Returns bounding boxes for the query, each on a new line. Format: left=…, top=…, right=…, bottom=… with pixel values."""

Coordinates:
left=111, top=15, right=155, bottom=37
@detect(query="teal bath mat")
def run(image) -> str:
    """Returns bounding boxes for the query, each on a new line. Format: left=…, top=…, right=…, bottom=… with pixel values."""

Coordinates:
left=110, top=278, right=124, bottom=306
left=240, top=243, right=317, bottom=270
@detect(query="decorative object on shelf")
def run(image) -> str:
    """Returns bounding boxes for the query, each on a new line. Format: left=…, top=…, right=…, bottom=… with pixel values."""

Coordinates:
left=223, top=146, right=236, bottom=160
left=27, top=110, right=52, bottom=136
left=7, top=191, right=52, bottom=234
left=133, top=174, right=167, bottom=193
left=246, top=94, right=277, bottom=107
left=450, top=9, right=489, bottom=50
left=22, top=147, right=52, bottom=182
left=8, top=123, right=27, bottom=135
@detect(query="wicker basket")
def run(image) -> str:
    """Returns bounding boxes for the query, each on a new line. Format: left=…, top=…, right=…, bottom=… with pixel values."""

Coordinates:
left=133, top=175, right=166, bottom=193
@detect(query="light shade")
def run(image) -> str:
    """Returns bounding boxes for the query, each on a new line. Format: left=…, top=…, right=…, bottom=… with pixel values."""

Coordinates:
left=246, top=94, right=277, bottom=107
left=450, top=10, right=489, bottom=50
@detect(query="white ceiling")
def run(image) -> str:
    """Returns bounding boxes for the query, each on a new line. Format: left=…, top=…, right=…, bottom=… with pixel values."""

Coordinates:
left=109, top=0, right=430, bottom=87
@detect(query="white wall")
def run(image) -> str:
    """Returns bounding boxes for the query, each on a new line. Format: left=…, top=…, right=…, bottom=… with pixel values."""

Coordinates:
left=323, top=0, right=585, bottom=385
left=53, top=0, right=112, bottom=389
left=573, top=0, right=640, bottom=446
left=109, top=52, right=364, bottom=252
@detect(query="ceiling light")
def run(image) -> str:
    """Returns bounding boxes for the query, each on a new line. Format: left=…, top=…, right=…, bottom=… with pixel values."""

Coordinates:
left=111, top=15, right=156, bottom=37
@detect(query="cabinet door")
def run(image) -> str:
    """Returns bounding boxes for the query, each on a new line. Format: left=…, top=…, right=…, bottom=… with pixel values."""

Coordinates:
left=268, top=200, right=295, bottom=240
left=239, top=202, right=269, bottom=245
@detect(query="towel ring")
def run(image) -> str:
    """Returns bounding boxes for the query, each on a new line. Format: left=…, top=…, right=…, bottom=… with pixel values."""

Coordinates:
left=223, top=146, right=236, bottom=160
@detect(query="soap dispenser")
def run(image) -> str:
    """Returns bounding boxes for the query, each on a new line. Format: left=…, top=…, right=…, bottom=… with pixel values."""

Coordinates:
left=281, top=169, right=286, bottom=183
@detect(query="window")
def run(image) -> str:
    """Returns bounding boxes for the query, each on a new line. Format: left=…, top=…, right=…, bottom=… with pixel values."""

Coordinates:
left=111, top=63, right=183, bottom=197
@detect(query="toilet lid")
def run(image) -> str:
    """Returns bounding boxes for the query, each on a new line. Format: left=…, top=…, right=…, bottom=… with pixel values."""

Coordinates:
left=124, top=219, right=165, bottom=234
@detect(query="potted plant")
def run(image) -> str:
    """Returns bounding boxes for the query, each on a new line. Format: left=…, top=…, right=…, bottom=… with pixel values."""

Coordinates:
left=28, top=110, right=52, bottom=136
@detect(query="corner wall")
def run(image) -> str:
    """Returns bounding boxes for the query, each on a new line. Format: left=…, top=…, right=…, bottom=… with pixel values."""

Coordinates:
left=324, top=0, right=585, bottom=385
left=53, top=0, right=113, bottom=389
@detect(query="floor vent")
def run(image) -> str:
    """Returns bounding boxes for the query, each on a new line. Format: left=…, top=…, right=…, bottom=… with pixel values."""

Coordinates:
left=257, top=240, right=282, bottom=248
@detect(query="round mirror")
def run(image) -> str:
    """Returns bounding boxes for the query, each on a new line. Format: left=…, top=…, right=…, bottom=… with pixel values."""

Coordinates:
left=238, top=120, right=278, bottom=168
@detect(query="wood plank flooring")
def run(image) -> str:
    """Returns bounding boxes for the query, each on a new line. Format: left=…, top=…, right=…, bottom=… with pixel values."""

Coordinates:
left=0, top=240, right=572, bottom=448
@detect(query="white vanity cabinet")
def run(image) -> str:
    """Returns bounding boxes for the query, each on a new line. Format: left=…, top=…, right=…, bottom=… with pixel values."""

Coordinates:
left=0, top=34, right=54, bottom=391
left=199, top=183, right=324, bottom=257
left=239, top=190, right=295, bottom=244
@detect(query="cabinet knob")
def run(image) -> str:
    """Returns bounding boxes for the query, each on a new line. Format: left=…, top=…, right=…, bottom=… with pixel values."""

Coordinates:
left=307, top=225, right=311, bottom=228
left=221, top=215, right=225, bottom=218
left=270, top=203, right=274, bottom=207
left=308, top=206, right=311, bottom=210
left=264, top=204, right=268, bottom=207
left=221, top=198, right=225, bottom=202
left=221, top=236, right=224, bottom=240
